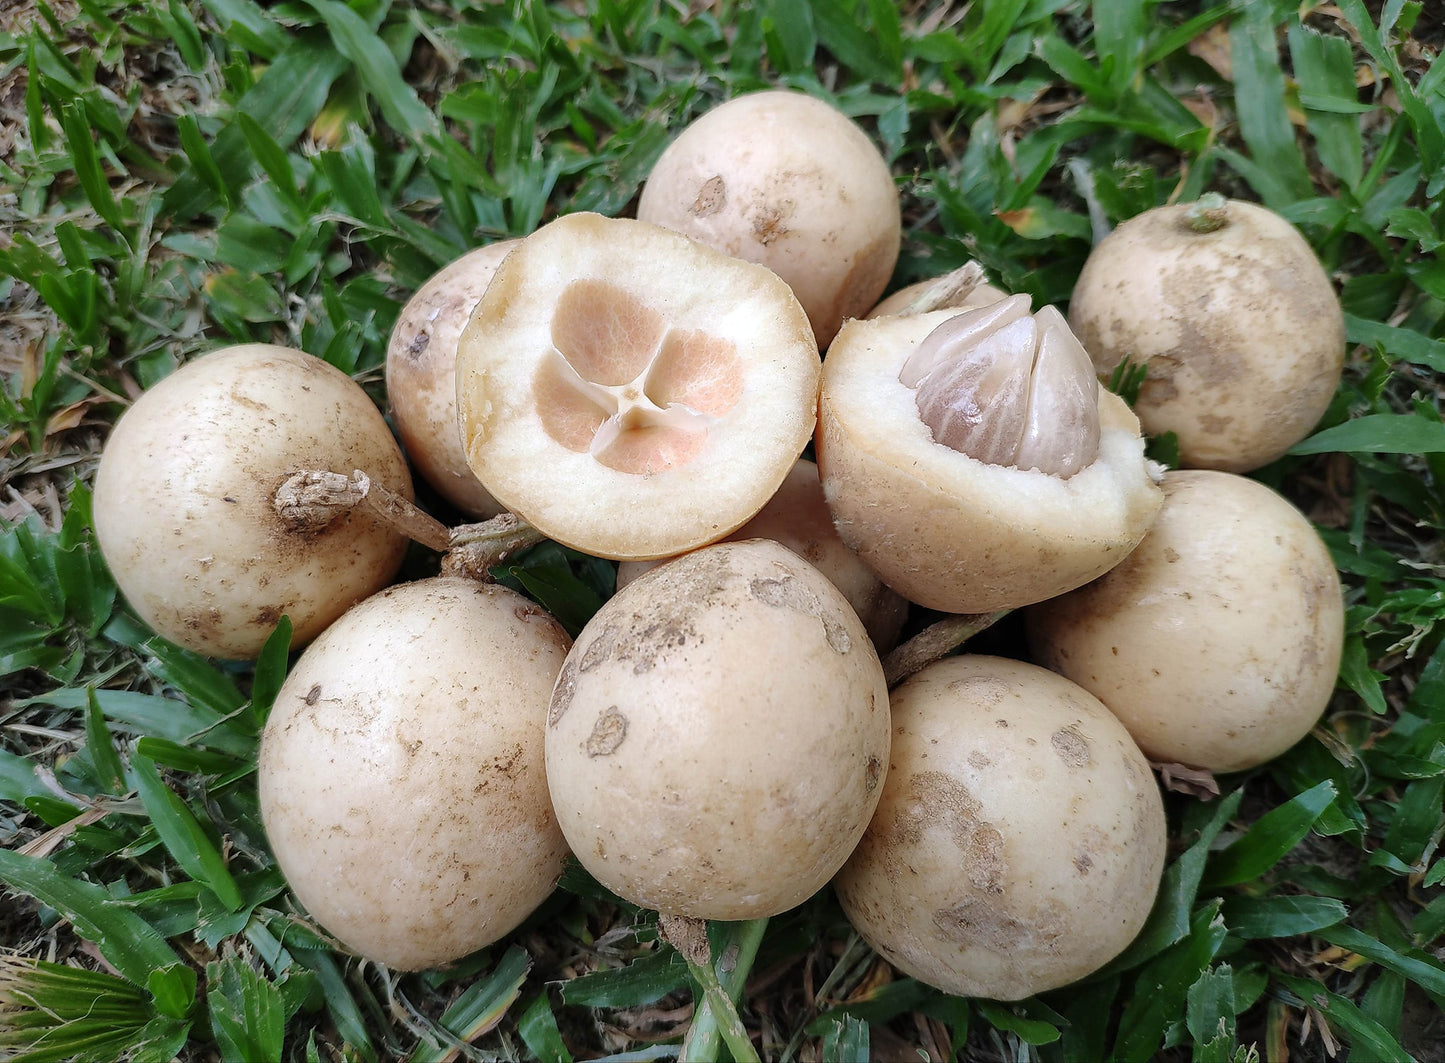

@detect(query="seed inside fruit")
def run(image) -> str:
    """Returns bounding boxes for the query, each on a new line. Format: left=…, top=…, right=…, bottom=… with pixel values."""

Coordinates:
left=901, top=295, right=1100, bottom=477
left=533, top=279, right=743, bottom=474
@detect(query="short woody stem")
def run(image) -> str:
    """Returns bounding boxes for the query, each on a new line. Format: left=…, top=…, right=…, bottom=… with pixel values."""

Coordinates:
left=882, top=610, right=1010, bottom=688
left=274, top=469, right=452, bottom=552
left=441, top=514, right=548, bottom=580
left=1187, top=192, right=1230, bottom=233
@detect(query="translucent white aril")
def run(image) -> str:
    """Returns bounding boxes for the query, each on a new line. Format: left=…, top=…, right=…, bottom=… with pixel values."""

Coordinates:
left=900, top=295, right=1101, bottom=478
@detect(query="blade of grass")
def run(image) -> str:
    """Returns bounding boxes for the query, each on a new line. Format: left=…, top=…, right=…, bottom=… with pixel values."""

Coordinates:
left=408, top=945, right=531, bottom=1063
left=1288, top=24, right=1364, bottom=190
left=1275, top=975, right=1418, bottom=1062
left=1221, top=895, right=1349, bottom=939
left=0, top=849, right=184, bottom=988
left=1318, top=925, right=1445, bottom=997
left=128, top=754, right=245, bottom=912
left=296, top=0, right=438, bottom=142
left=206, top=954, right=286, bottom=1063
left=517, top=992, right=573, bottom=1063
left=60, top=102, right=126, bottom=235
left=1290, top=413, right=1445, bottom=456
left=1203, top=781, right=1337, bottom=888
left=1185, top=964, right=1236, bottom=1063
left=1226, top=5, right=1314, bottom=208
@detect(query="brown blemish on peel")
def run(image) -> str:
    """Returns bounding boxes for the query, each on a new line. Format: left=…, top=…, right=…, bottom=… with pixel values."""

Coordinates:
left=748, top=574, right=851, bottom=654
left=1051, top=725, right=1092, bottom=768
left=549, top=660, right=578, bottom=727
left=585, top=706, right=628, bottom=757
left=692, top=175, right=727, bottom=217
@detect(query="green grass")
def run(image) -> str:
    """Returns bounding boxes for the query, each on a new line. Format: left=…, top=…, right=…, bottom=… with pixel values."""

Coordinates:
left=2, top=0, right=1444, bottom=1059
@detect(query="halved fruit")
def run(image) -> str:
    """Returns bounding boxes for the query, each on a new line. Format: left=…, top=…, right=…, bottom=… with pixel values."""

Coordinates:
left=456, top=213, right=821, bottom=560
left=817, top=306, right=1163, bottom=613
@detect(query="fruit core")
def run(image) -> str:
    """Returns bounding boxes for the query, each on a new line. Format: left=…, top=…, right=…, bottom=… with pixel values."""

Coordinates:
left=533, top=280, right=744, bottom=474
left=899, top=295, right=1101, bottom=478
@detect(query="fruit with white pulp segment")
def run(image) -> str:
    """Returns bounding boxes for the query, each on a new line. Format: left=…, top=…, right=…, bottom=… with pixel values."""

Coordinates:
left=817, top=301, right=1162, bottom=613
left=901, top=295, right=1100, bottom=478
left=456, top=212, right=821, bottom=561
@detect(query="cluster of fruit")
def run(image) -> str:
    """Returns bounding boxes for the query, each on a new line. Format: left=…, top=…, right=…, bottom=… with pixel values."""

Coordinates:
left=90, top=88, right=1345, bottom=1001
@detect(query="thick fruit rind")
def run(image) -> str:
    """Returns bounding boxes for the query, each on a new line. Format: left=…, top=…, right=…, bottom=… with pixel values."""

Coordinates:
left=817, top=313, right=1162, bottom=613
left=456, top=213, right=821, bottom=560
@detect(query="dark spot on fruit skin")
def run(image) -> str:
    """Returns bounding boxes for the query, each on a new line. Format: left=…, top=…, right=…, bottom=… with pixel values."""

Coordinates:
left=585, top=706, right=628, bottom=757
left=932, top=897, right=1065, bottom=954
left=748, top=575, right=851, bottom=653
left=305, top=684, right=322, bottom=706
left=549, top=660, right=578, bottom=727
left=865, top=756, right=882, bottom=792
left=1051, top=725, right=1092, bottom=768
left=691, top=175, right=727, bottom=217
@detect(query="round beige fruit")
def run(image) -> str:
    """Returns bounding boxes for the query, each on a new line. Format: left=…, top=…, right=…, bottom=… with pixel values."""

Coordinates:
left=259, top=577, right=571, bottom=970
left=456, top=212, right=821, bottom=561
left=92, top=344, right=411, bottom=660
left=835, top=654, right=1167, bottom=1001
left=1069, top=198, right=1345, bottom=472
left=615, top=459, right=908, bottom=649
left=817, top=299, right=1163, bottom=613
left=546, top=539, right=890, bottom=920
left=1026, top=469, right=1344, bottom=773
left=387, top=241, right=519, bottom=518
left=637, top=90, right=900, bottom=348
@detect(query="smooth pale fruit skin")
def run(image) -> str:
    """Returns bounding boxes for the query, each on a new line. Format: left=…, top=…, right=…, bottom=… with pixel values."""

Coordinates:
left=386, top=241, right=518, bottom=518
left=259, top=577, right=571, bottom=971
left=1068, top=199, right=1345, bottom=473
left=835, top=655, right=1167, bottom=1001
left=1026, top=469, right=1344, bottom=774
left=92, top=344, right=411, bottom=660
left=546, top=539, right=890, bottom=920
left=637, top=89, right=900, bottom=348
left=615, top=459, right=908, bottom=649
left=816, top=311, right=1163, bottom=613
left=456, top=212, right=821, bottom=561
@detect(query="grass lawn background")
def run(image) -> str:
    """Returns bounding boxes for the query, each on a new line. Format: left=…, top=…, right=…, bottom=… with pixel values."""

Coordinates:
left=2, top=0, right=1444, bottom=1059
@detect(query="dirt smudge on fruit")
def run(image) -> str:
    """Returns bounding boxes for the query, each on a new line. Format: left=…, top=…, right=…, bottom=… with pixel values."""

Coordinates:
left=549, top=660, right=578, bottom=727
left=1051, top=725, right=1092, bottom=768
left=691, top=175, right=727, bottom=218
left=884, top=771, right=1006, bottom=892
left=749, top=574, right=851, bottom=654
left=865, top=756, right=882, bottom=793
left=933, top=898, right=1065, bottom=957
left=585, top=707, right=628, bottom=757
left=966, top=824, right=1006, bottom=894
